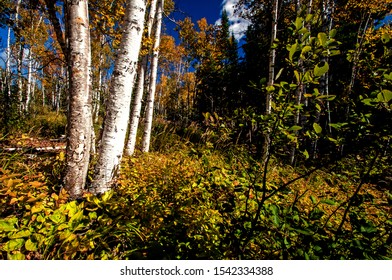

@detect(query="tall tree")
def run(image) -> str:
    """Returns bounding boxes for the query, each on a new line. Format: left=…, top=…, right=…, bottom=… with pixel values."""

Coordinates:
left=92, top=0, right=147, bottom=193
left=141, top=0, right=164, bottom=153
left=63, top=0, right=93, bottom=198
left=125, top=0, right=158, bottom=156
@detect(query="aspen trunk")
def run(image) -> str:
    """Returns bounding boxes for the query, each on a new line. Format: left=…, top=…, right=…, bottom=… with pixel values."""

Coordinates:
left=5, top=25, right=11, bottom=98
left=63, top=0, right=93, bottom=198
left=141, top=0, right=164, bottom=153
left=125, top=0, right=158, bottom=156
left=266, top=0, right=278, bottom=115
left=262, top=0, right=279, bottom=164
left=26, top=50, right=32, bottom=112
left=92, top=0, right=146, bottom=193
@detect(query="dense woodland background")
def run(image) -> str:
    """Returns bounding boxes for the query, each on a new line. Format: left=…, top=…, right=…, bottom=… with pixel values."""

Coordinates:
left=0, top=0, right=391, bottom=260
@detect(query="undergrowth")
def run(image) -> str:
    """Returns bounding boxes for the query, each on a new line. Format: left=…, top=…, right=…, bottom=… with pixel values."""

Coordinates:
left=0, top=140, right=390, bottom=260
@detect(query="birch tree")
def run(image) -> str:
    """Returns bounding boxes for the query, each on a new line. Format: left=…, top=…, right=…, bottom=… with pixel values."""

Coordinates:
left=141, top=0, right=164, bottom=153
left=63, top=0, right=93, bottom=198
left=92, top=0, right=147, bottom=193
left=262, top=0, right=279, bottom=164
left=125, top=0, right=158, bottom=156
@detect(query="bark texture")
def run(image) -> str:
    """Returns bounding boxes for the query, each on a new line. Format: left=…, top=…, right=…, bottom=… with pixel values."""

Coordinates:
left=125, top=0, right=158, bottom=156
left=92, top=0, right=146, bottom=193
left=63, top=0, right=93, bottom=198
left=141, top=0, right=164, bottom=153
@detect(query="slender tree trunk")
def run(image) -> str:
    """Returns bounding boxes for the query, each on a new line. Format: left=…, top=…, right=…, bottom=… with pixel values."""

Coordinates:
left=6, top=25, right=11, bottom=98
left=325, top=0, right=335, bottom=133
left=26, top=13, right=43, bottom=113
left=92, top=0, right=147, bottom=194
left=266, top=0, right=278, bottom=115
left=125, top=0, right=158, bottom=156
left=125, top=63, right=146, bottom=156
left=26, top=50, right=33, bottom=112
left=262, top=0, right=278, bottom=163
left=15, top=0, right=24, bottom=113
left=141, top=0, right=164, bottom=153
left=63, top=0, right=93, bottom=198
left=42, top=85, right=45, bottom=107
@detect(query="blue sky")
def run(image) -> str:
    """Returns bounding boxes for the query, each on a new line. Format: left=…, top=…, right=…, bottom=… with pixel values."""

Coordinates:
left=175, top=0, right=222, bottom=24
left=167, top=0, right=250, bottom=41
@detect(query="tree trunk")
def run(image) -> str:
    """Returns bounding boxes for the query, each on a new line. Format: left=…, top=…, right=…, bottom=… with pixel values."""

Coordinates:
left=266, top=0, right=278, bottom=115
left=141, top=0, right=164, bottom=153
left=63, top=0, right=93, bottom=198
left=125, top=0, right=158, bottom=156
left=26, top=50, right=33, bottom=112
left=92, top=0, right=147, bottom=194
left=262, top=0, right=278, bottom=164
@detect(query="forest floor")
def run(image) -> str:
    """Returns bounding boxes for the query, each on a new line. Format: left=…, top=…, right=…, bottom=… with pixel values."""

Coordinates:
left=0, top=133, right=391, bottom=259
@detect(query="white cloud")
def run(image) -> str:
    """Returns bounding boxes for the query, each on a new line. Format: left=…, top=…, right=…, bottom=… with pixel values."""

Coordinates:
left=216, top=0, right=251, bottom=41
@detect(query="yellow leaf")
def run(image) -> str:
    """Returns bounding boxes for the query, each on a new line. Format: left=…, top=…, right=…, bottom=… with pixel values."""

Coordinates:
left=10, top=198, right=18, bottom=205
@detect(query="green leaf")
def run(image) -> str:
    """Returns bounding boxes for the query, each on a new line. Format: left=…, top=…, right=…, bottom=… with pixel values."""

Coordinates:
left=318, top=32, right=328, bottom=47
left=294, top=70, right=301, bottom=84
left=275, top=68, right=284, bottom=81
left=49, top=211, right=66, bottom=224
left=329, top=29, right=337, bottom=38
left=301, top=45, right=312, bottom=55
left=317, top=94, right=336, bottom=101
left=313, top=123, right=322, bottom=134
left=381, top=33, right=391, bottom=44
left=101, top=190, right=114, bottom=203
left=305, top=14, right=313, bottom=23
left=294, top=228, right=313, bottom=235
left=383, top=72, right=392, bottom=81
left=0, top=219, right=17, bottom=232
left=25, top=239, right=38, bottom=252
left=289, top=125, right=302, bottom=131
left=289, top=42, right=299, bottom=61
left=66, top=201, right=79, bottom=217
left=3, top=239, right=25, bottom=251
left=310, top=195, right=317, bottom=204
left=321, top=199, right=336, bottom=205
left=295, top=17, right=304, bottom=30
left=270, top=205, right=280, bottom=227
left=377, top=89, right=392, bottom=102
left=266, top=85, right=275, bottom=92
left=314, top=61, right=329, bottom=77
left=9, top=229, right=31, bottom=239
left=8, top=252, right=25, bottom=260
left=303, top=150, right=309, bottom=159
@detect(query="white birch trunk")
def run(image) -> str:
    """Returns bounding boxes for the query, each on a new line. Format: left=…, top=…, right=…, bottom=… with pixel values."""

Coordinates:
left=125, top=63, right=146, bottom=156
left=266, top=0, right=278, bottom=114
left=263, top=0, right=279, bottom=164
left=125, top=0, right=158, bottom=156
left=26, top=16, right=43, bottom=113
left=15, top=0, right=23, bottom=112
left=6, top=26, right=11, bottom=97
left=63, top=0, right=93, bottom=198
left=26, top=50, right=32, bottom=112
left=141, top=0, right=164, bottom=153
left=92, top=0, right=147, bottom=194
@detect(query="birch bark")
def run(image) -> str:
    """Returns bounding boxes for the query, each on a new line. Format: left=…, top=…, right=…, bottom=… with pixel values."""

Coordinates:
left=141, top=0, right=164, bottom=153
left=262, top=0, right=279, bottom=164
left=63, top=0, right=93, bottom=198
left=92, top=0, right=147, bottom=193
left=125, top=0, right=158, bottom=156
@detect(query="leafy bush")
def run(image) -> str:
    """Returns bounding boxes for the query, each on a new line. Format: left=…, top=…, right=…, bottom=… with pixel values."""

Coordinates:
left=0, top=168, right=142, bottom=260
left=26, top=111, right=67, bottom=138
left=0, top=145, right=390, bottom=260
